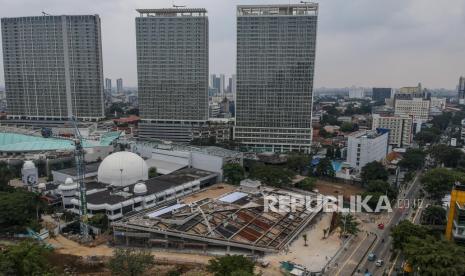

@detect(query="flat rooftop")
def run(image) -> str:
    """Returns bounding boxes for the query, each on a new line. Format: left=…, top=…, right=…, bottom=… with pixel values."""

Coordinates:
left=136, top=8, right=207, bottom=17
left=113, top=186, right=326, bottom=253
left=86, top=168, right=218, bottom=205
left=53, top=162, right=100, bottom=177
left=237, top=4, right=318, bottom=16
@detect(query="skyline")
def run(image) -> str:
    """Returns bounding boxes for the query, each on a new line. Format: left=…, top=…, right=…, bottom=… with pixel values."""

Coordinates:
left=0, top=0, right=463, bottom=89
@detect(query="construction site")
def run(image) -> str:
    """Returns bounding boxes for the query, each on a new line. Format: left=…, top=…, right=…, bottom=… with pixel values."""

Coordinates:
left=112, top=183, right=329, bottom=255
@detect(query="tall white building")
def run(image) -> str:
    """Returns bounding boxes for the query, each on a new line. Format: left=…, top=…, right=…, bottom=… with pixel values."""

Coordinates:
left=348, top=87, right=365, bottom=99
left=1, top=15, right=105, bottom=120
left=347, top=129, right=389, bottom=170
left=116, top=78, right=123, bottom=94
left=394, top=97, right=430, bottom=121
left=372, top=114, right=413, bottom=148
left=234, top=4, right=318, bottom=153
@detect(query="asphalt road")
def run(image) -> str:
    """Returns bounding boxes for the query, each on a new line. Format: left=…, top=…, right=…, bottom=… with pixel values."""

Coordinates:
left=356, top=172, right=423, bottom=276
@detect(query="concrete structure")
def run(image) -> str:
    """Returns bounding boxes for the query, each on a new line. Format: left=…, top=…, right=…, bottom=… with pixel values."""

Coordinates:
left=395, top=83, right=424, bottom=100
left=1, top=15, right=104, bottom=120
left=116, top=78, right=123, bottom=94
left=51, top=162, right=100, bottom=184
left=136, top=9, right=208, bottom=142
left=445, top=183, right=465, bottom=244
left=394, top=98, right=430, bottom=121
left=112, top=185, right=327, bottom=254
left=346, top=129, right=388, bottom=170
left=372, top=88, right=392, bottom=102
left=430, top=97, right=446, bottom=110
left=372, top=114, right=413, bottom=148
left=105, top=78, right=112, bottom=92
left=348, top=87, right=365, bottom=99
left=458, top=76, right=465, bottom=105
left=234, top=4, right=318, bottom=153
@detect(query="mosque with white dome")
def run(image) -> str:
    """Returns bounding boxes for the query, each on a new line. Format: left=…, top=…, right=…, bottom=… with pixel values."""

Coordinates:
left=55, top=151, right=218, bottom=221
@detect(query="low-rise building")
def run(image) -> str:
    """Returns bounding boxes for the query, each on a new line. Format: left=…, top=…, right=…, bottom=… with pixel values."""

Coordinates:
left=346, top=129, right=389, bottom=170
left=372, top=114, right=413, bottom=148
left=445, top=183, right=465, bottom=244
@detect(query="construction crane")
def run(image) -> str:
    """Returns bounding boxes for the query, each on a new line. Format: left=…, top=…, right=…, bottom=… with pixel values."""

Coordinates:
left=70, top=116, right=89, bottom=240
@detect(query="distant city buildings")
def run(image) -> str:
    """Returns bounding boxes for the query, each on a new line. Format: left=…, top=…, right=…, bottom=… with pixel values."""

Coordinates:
left=372, top=114, right=413, bottom=148
left=458, top=76, right=465, bottom=104
left=234, top=4, right=318, bottom=153
left=394, top=83, right=424, bottom=100
left=135, top=8, right=209, bottom=142
left=105, top=78, right=112, bottom=92
left=372, top=88, right=392, bottom=102
left=348, top=87, right=365, bottom=99
left=1, top=15, right=105, bottom=120
left=346, top=129, right=389, bottom=170
left=116, top=78, right=123, bottom=94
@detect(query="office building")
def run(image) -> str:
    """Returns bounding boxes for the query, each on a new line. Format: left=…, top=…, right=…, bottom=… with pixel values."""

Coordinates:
left=372, top=114, right=413, bottom=148
left=234, top=4, right=318, bottom=153
left=458, top=76, right=465, bottom=104
left=346, top=129, right=389, bottom=170
left=211, top=74, right=225, bottom=95
left=372, top=88, right=392, bottom=102
left=105, top=78, right=112, bottom=91
left=395, top=83, right=424, bottom=100
left=1, top=15, right=105, bottom=120
left=116, top=78, right=123, bottom=94
left=136, top=8, right=209, bottom=142
left=430, top=97, right=446, bottom=110
left=445, top=182, right=465, bottom=244
left=231, top=74, right=237, bottom=94
left=394, top=97, right=430, bottom=121
left=348, top=87, right=365, bottom=99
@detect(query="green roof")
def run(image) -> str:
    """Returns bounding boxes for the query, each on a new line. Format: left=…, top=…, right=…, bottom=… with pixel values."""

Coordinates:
left=0, top=132, right=121, bottom=152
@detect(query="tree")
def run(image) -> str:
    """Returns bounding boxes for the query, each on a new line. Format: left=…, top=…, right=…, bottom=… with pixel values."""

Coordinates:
left=302, top=233, right=308, bottom=246
left=88, top=213, right=109, bottom=231
left=0, top=162, right=13, bottom=192
left=398, top=149, right=426, bottom=171
left=421, top=168, right=465, bottom=201
left=0, top=240, right=55, bottom=275
left=286, top=153, right=310, bottom=174
left=337, top=213, right=359, bottom=237
left=404, top=236, right=465, bottom=276
left=390, top=220, right=429, bottom=250
left=295, top=177, right=316, bottom=191
left=414, top=128, right=440, bottom=146
left=223, top=163, right=245, bottom=185
left=430, top=113, right=452, bottom=131
left=429, top=144, right=465, bottom=168
left=361, top=191, right=385, bottom=210
left=250, top=164, right=294, bottom=188
left=315, top=158, right=335, bottom=177
left=360, top=161, right=388, bottom=185
left=0, top=190, right=42, bottom=233
left=421, top=205, right=447, bottom=225
left=108, top=248, right=154, bottom=276
left=148, top=167, right=157, bottom=178
left=340, top=122, right=354, bottom=132
left=207, top=255, right=255, bottom=276
left=366, top=180, right=397, bottom=200
left=325, top=146, right=335, bottom=159
left=335, top=147, right=342, bottom=160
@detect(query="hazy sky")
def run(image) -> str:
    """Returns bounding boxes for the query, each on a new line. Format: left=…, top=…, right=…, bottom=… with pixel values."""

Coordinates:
left=0, top=0, right=464, bottom=89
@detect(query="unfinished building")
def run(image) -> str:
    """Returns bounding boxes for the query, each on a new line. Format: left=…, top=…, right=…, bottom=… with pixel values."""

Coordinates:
left=112, top=186, right=327, bottom=255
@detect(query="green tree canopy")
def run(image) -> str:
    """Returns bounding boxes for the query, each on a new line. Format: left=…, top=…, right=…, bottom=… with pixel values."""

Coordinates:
left=108, top=248, right=154, bottom=276
left=0, top=240, right=55, bottom=275
left=360, top=161, right=388, bottom=185
left=414, top=128, right=440, bottom=146
left=398, top=149, right=426, bottom=171
left=390, top=220, right=429, bottom=250
left=404, top=236, right=465, bottom=276
left=286, top=153, right=310, bottom=174
left=148, top=167, right=157, bottom=178
left=315, top=158, right=335, bottom=177
left=0, top=162, right=14, bottom=192
left=366, top=180, right=397, bottom=200
left=0, top=190, right=42, bottom=233
left=223, top=163, right=245, bottom=185
left=429, top=144, right=465, bottom=168
left=336, top=213, right=360, bottom=237
left=340, top=122, right=354, bottom=132
left=250, top=164, right=294, bottom=188
left=295, top=177, right=316, bottom=191
left=421, top=205, right=447, bottom=226
left=207, top=255, right=255, bottom=276
left=421, top=168, right=465, bottom=201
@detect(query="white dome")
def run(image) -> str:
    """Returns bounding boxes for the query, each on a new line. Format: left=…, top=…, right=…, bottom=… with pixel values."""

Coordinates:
left=133, top=182, right=148, bottom=195
left=65, top=177, right=74, bottom=185
left=98, top=151, right=148, bottom=187
left=38, top=183, right=46, bottom=189
left=23, top=161, right=35, bottom=170
left=58, top=178, right=78, bottom=191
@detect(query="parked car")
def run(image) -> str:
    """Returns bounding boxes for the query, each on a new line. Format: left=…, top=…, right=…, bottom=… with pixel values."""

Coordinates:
left=367, top=253, right=376, bottom=261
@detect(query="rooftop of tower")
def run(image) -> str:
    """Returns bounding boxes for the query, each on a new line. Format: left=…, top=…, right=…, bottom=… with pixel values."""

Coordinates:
left=237, top=3, right=318, bottom=16
left=136, top=8, right=207, bottom=17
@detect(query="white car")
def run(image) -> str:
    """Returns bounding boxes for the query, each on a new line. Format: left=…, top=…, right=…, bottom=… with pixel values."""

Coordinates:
left=375, top=259, right=384, bottom=267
